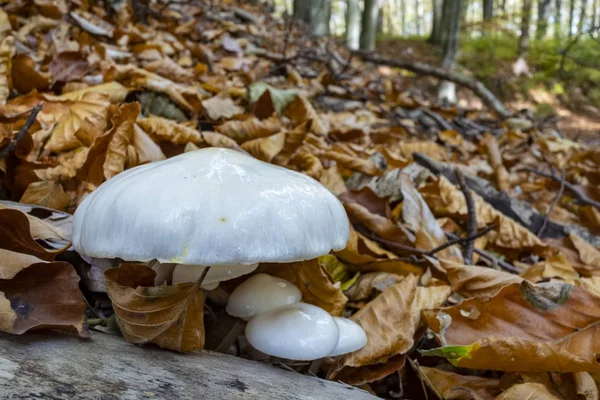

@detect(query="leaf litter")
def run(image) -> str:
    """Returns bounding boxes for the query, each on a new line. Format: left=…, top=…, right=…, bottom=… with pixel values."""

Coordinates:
left=0, top=1, right=599, bottom=398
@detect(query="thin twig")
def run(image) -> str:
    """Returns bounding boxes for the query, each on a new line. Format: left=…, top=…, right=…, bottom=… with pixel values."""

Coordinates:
left=196, top=266, right=211, bottom=287
left=537, top=167, right=566, bottom=237
left=525, top=167, right=600, bottom=209
left=455, top=169, right=477, bottom=264
left=0, top=104, right=43, bottom=160
left=444, top=231, right=520, bottom=273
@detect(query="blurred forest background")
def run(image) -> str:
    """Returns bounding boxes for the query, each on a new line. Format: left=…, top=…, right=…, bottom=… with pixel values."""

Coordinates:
left=274, top=0, right=600, bottom=138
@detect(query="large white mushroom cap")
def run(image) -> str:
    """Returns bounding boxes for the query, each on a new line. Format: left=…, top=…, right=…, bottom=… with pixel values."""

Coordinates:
left=245, top=302, right=339, bottom=360
left=226, top=273, right=302, bottom=319
left=72, top=148, right=349, bottom=266
left=328, top=317, right=367, bottom=356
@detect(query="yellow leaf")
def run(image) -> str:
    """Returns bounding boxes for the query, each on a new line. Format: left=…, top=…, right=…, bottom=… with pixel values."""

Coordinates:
left=0, top=35, right=14, bottom=104
left=144, top=56, right=194, bottom=83
left=569, top=232, right=600, bottom=268
left=133, top=124, right=166, bottom=164
left=285, top=94, right=328, bottom=135
left=105, top=264, right=205, bottom=353
left=201, top=94, right=244, bottom=120
left=520, top=253, right=579, bottom=283
left=103, top=102, right=140, bottom=179
left=241, top=132, right=286, bottom=162
left=20, top=180, right=70, bottom=211
left=34, top=147, right=89, bottom=181
left=418, top=367, right=501, bottom=400
left=137, top=116, right=203, bottom=145
left=215, top=116, right=281, bottom=143
left=59, top=81, right=129, bottom=104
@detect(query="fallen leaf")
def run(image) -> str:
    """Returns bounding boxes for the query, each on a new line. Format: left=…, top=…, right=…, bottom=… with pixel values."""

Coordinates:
left=520, top=253, right=579, bottom=283
left=285, top=94, right=328, bottom=135
left=0, top=262, right=86, bottom=335
left=329, top=275, right=450, bottom=379
left=144, top=56, right=194, bottom=83
left=201, top=94, right=244, bottom=120
left=0, top=35, right=14, bottom=104
left=215, top=116, right=281, bottom=143
left=249, top=82, right=297, bottom=117
left=344, top=272, right=405, bottom=302
left=49, top=52, right=89, bottom=83
left=241, top=132, right=285, bottom=162
left=103, top=102, right=140, bottom=179
left=441, top=258, right=523, bottom=298
left=495, top=383, right=562, bottom=400
left=0, top=249, right=48, bottom=279
left=569, top=232, right=600, bottom=268
left=260, top=259, right=348, bottom=316
left=20, top=180, right=70, bottom=211
left=322, top=151, right=383, bottom=176
left=105, top=264, right=205, bottom=352
left=70, top=11, right=114, bottom=37
left=11, top=54, right=50, bottom=94
left=418, top=367, right=501, bottom=400
left=133, top=124, right=166, bottom=164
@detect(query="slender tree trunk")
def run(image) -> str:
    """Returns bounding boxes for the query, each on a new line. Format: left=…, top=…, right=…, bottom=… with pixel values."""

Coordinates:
left=309, top=0, right=331, bottom=36
left=577, top=0, right=589, bottom=34
left=345, top=0, right=361, bottom=49
left=483, top=0, right=494, bottom=21
left=400, top=0, right=406, bottom=36
left=293, top=0, right=310, bottom=23
left=429, top=0, right=444, bottom=44
left=535, top=0, right=553, bottom=39
left=568, top=0, right=576, bottom=37
left=518, top=0, right=533, bottom=56
left=593, top=0, right=598, bottom=30
left=416, top=0, right=422, bottom=35
left=439, top=0, right=463, bottom=104
left=554, top=0, right=563, bottom=40
left=360, top=0, right=379, bottom=50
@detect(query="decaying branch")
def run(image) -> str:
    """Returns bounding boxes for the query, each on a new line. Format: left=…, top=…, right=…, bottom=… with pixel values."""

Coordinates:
left=537, top=167, right=566, bottom=237
left=357, top=51, right=512, bottom=119
left=455, top=169, right=476, bottom=264
left=0, top=104, right=43, bottom=160
left=525, top=167, right=600, bottom=210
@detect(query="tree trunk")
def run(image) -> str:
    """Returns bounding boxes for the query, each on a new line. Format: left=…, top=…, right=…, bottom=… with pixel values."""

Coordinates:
left=429, top=0, right=444, bottom=44
left=439, top=0, right=463, bottom=104
left=416, top=0, right=422, bottom=35
left=400, top=0, right=406, bottom=35
left=577, top=0, right=589, bottom=34
left=483, top=0, right=494, bottom=21
left=518, top=0, right=533, bottom=56
left=593, top=0, right=598, bottom=36
left=309, top=0, right=331, bottom=36
left=345, top=0, right=361, bottom=49
left=535, top=0, right=553, bottom=39
left=568, top=0, right=576, bottom=37
left=293, top=0, right=311, bottom=23
left=555, top=0, right=563, bottom=40
left=360, top=0, right=379, bottom=50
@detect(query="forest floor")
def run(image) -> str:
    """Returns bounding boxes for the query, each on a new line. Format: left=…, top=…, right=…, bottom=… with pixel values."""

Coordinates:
left=376, top=37, right=600, bottom=141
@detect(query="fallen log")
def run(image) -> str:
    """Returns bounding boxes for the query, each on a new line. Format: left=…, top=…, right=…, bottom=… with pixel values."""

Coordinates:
left=0, top=332, right=377, bottom=400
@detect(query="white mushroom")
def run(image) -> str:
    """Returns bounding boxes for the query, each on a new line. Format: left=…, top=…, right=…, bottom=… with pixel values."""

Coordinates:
left=328, top=317, right=367, bottom=357
left=226, top=273, right=301, bottom=319
left=72, top=148, right=349, bottom=288
left=245, top=302, right=339, bottom=360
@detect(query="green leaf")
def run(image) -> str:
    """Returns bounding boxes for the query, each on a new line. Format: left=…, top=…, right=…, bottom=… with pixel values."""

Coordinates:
left=420, top=344, right=478, bottom=366
left=248, top=82, right=296, bottom=116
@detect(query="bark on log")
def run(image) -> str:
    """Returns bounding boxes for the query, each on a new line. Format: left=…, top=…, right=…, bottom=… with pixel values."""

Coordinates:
left=0, top=332, right=378, bottom=400
left=358, top=52, right=512, bottom=119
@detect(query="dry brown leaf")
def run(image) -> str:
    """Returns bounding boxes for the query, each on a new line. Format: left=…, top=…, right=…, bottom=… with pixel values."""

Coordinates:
left=59, top=82, right=129, bottom=104
left=419, top=367, right=501, bottom=400
left=569, top=232, right=600, bottom=268
left=45, top=93, right=110, bottom=153
left=241, top=132, right=286, bottom=162
left=441, top=258, right=523, bottom=298
left=520, top=253, right=579, bottom=283
left=49, top=51, right=89, bottom=83
left=344, top=272, right=405, bottom=302
left=0, top=208, right=65, bottom=260
left=137, top=116, right=203, bottom=145
left=424, top=281, right=600, bottom=372
left=261, top=259, right=348, bottom=316
left=335, top=225, right=396, bottom=265
left=322, top=151, right=382, bottom=176
left=215, top=116, right=281, bottom=143
left=0, top=203, right=70, bottom=242
left=200, top=131, right=246, bottom=152
left=20, top=180, right=70, bottom=211
left=34, top=147, right=89, bottom=181
left=201, top=94, right=244, bottom=121
left=285, top=94, right=328, bottom=135
left=105, top=264, right=205, bottom=352
left=0, top=35, right=14, bottom=104
left=144, top=56, right=194, bottom=83
left=495, top=383, right=562, bottom=400
left=103, top=102, right=140, bottom=179
left=288, top=151, right=323, bottom=179
left=0, top=249, right=48, bottom=279
left=11, top=54, right=50, bottom=94
left=481, top=133, right=510, bottom=191
left=319, top=165, right=347, bottom=196
left=329, top=274, right=450, bottom=379
left=0, top=262, right=87, bottom=335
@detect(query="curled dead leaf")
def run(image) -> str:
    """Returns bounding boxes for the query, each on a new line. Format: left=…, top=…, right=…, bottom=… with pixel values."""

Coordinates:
left=105, top=264, right=205, bottom=352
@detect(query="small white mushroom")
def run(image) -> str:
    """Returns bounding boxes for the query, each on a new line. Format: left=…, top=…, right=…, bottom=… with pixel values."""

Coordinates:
left=245, top=302, right=339, bottom=360
left=226, top=273, right=301, bottom=319
left=328, top=317, right=367, bottom=357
